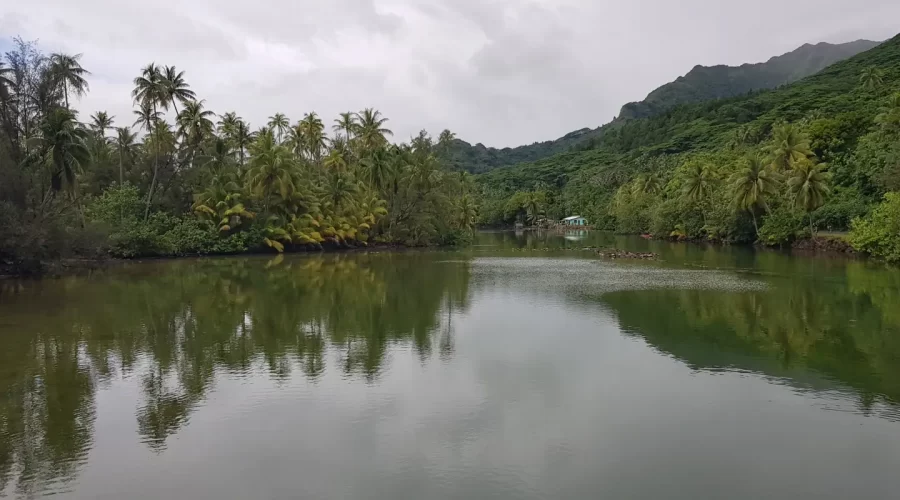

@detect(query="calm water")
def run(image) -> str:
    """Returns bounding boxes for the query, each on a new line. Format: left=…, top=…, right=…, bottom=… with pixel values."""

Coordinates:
left=2, top=231, right=900, bottom=499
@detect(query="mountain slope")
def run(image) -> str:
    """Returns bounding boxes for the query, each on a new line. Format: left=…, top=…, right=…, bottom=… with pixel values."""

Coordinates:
left=477, top=32, right=900, bottom=230
left=618, top=39, right=881, bottom=120
left=447, top=39, right=880, bottom=174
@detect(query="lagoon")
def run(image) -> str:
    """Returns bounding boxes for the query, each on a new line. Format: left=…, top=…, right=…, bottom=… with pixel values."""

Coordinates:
left=1, top=231, right=899, bottom=499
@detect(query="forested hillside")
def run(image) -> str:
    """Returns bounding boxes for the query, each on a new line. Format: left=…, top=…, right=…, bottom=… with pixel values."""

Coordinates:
left=478, top=33, right=900, bottom=260
left=445, top=39, right=879, bottom=174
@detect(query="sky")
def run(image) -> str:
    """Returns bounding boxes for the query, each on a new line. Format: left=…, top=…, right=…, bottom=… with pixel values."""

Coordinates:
left=1, top=0, right=899, bottom=148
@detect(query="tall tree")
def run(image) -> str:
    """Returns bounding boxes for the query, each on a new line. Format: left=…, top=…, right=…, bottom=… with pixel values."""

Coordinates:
left=766, top=123, right=812, bottom=171
left=788, top=160, right=831, bottom=236
left=299, top=112, right=327, bottom=165
left=132, top=63, right=167, bottom=218
left=860, top=66, right=885, bottom=92
left=355, top=108, right=392, bottom=152
left=333, top=112, right=357, bottom=144
left=89, top=111, right=114, bottom=139
left=162, top=66, right=195, bottom=117
left=730, top=155, right=781, bottom=236
left=114, top=126, right=138, bottom=185
left=49, top=53, right=89, bottom=110
left=681, top=162, right=716, bottom=229
left=176, top=99, right=214, bottom=146
left=267, top=113, right=290, bottom=143
left=247, top=129, right=295, bottom=213
left=31, top=107, right=90, bottom=197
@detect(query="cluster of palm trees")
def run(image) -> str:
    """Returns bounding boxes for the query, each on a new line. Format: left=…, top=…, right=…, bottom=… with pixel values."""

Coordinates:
left=0, top=39, right=478, bottom=256
left=618, top=121, right=831, bottom=240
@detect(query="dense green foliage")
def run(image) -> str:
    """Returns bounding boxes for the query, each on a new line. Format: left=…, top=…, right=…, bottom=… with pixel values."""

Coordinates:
left=478, top=33, right=900, bottom=254
left=444, top=40, right=877, bottom=174
left=0, top=38, right=476, bottom=272
left=849, top=192, right=900, bottom=262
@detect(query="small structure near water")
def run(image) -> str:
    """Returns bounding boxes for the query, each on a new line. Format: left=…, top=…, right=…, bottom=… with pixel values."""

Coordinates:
left=562, top=215, right=588, bottom=227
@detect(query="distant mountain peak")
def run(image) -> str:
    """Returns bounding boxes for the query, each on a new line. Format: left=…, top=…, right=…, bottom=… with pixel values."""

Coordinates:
left=617, top=39, right=881, bottom=121
left=445, top=38, right=881, bottom=174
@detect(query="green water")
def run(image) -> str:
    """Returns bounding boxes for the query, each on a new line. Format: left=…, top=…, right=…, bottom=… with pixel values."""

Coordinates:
left=2, top=230, right=900, bottom=499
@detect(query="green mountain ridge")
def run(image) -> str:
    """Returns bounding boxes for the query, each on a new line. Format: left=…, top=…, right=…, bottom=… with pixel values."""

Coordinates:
left=476, top=31, right=900, bottom=243
left=447, top=39, right=880, bottom=174
left=618, top=39, right=881, bottom=120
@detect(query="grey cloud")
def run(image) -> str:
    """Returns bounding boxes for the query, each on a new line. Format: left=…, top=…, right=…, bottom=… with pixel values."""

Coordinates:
left=3, top=0, right=900, bottom=147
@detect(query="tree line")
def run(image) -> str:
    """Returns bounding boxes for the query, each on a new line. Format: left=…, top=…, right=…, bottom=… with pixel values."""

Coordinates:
left=0, top=38, right=477, bottom=272
left=475, top=36, right=900, bottom=261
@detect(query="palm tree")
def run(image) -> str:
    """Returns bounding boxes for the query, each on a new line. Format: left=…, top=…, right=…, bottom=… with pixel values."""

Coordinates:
left=632, top=173, right=662, bottom=197
left=874, top=93, right=900, bottom=132
left=132, top=102, right=161, bottom=133
left=730, top=155, right=781, bottom=235
left=234, top=120, right=252, bottom=169
left=176, top=99, right=214, bottom=146
left=355, top=108, right=392, bottom=151
left=132, top=63, right=167, bottom=218
left=114, top=126, right=138, bottom=185
left=766, top=122, right=812, bottom=170
left=219, top=113, right=251, bottom=167
left=196, top=137, right=237, bottom=179
left=860, top=66, right=885, bottom=91
left=49, top=53, right=90, bottom=109
left=217, top=112, right=239, bottom=136
left=299, top=112, right=327, bottom=164
left=361, top=147, right=394, bottom=193
left=788, top=160, right=830, bottom=236
left=90, top=111, right=114, bottom=139
left=267, top=113, right=290, bottom=143
left=681, top=162, right=715, bottom=229
left=247, top=130, right=296, bottom=213
left=333, top=112, right=357, bottom=142
left=457, top=194, right=477, bottom=230
left=132, top=63, right=167, bottom=113
left=521, top=191, right=546, bottom=224
left=681, top=163, right=714, bottom=204
left=162, top=66, right=196, bottom=117
left=324, top=149, right=348, bottom=172
left=32, top=107, right=90, bottom=197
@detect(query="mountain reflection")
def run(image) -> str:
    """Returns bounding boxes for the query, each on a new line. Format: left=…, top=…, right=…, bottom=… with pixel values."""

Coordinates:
left=0, top=253, right=472, bottom=494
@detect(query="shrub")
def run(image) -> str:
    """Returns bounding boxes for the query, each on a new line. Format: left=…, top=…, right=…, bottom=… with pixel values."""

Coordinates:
left=849, top=192, right=900, bottom=262
left=813, top=187, right=872, bottom=231
left=758, top=206, right=806, bottom=246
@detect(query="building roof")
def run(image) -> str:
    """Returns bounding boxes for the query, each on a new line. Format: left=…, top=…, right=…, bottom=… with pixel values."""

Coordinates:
left=562, top=215, right=584, bottom=221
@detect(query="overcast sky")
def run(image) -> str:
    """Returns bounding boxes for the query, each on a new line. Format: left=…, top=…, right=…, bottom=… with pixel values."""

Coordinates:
left=1, top=0, right=898, bottom=147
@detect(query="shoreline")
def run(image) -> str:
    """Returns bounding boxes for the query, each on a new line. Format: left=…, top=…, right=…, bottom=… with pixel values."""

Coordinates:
left=0, top=241, right=427, bottom=280
left=0, top=230, right=872, bottom=280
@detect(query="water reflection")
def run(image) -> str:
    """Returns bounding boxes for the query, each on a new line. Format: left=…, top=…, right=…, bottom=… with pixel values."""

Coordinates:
left=2, top=233, right=900, bottom=498
left=0, top=253, right=472, bottom=495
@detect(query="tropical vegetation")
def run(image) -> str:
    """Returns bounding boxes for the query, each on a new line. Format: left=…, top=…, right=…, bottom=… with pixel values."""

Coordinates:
left=473, top=33, right=900, bottom=257
left=0, top=38, right=476, bottom=273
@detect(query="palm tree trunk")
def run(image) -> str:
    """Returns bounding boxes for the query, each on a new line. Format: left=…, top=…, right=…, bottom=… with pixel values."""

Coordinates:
left=144, top=105, right=160, bottom=220
left=751, top=211, right=759, bottom=239
left=145, top=160, right=158, bottom=220
left=119, top=154, right=124, bottom=186
left=808, top=213, right=815, bottom=238
left=64, top=85, right=69, bottom=110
